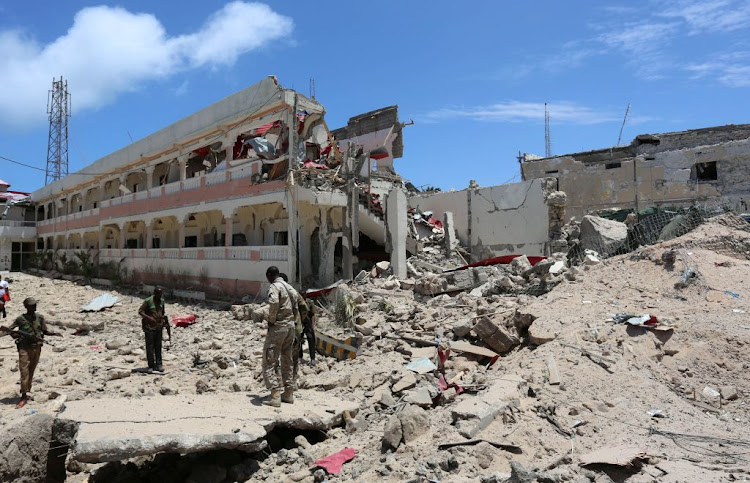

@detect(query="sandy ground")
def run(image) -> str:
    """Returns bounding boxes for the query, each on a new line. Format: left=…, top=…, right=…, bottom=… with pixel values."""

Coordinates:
left=1, top=216, right=750, bottom=482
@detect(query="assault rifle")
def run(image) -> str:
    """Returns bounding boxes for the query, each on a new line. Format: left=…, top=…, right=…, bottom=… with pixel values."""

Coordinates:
left=0, top=326, right=56, bottom=347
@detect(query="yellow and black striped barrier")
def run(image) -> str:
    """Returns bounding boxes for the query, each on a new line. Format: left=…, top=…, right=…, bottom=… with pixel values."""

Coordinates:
left=315, top=330, right=361, bottom=360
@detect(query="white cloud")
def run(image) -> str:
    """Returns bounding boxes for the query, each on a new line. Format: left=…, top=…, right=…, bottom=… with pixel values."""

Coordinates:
left=0, top=2, right=293, bottom=128
left=686, top=51, right=750, bottom=86
left=422, top=101, right=622, bottom=125
left=659, top=0, right=750, bottom=33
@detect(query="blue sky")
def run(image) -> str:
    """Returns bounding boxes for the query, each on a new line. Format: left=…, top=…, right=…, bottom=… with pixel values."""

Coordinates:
left=1, top=1, right=749, bottom=192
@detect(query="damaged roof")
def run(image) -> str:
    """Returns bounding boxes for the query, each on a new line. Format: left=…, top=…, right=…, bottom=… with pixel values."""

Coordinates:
left=332, top=105, right=403, bottom=158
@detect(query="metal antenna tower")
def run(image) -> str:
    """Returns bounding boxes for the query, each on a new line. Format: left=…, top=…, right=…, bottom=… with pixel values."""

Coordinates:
left=617, top=103, right=631, bottom=146
left=544, top=102, right=552, bottom=158
left=45, top=77, right=71, bottom=185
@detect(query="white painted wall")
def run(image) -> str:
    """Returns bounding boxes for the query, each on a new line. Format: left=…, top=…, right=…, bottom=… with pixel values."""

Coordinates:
left=409, top=179, right=549, bottom=259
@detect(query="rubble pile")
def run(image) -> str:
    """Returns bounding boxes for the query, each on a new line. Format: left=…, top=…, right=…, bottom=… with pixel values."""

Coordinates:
left=1, top=216, right=750, bottom=482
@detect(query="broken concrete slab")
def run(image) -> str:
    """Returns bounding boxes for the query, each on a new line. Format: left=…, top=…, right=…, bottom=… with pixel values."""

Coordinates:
left=473, top=315, right=519, bottom=353
left=58, top=392, right=359, bottom=463
left=392, top=372, right=417, bottom=393
left=398, top=405, right=430, bottom=443
left=580, top=215, right=627, bottom=256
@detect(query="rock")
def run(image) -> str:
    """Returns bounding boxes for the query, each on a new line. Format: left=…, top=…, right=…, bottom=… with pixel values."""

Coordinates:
left=720, top=386, right=739, bottom=401
left=404, top=387, right=434, bottom=407
left=439, top=454, right=459, bottom=472
left=443, top=387, right=457, bottom=402
left=383, top=280, right=400, bottom=290
left=474, top=315, right=519, bottom=353
left=0, top=412, right=55, bottom=482
left=313, top=468, right=326, bottom=482
left=548, top=260, right=567, bottom=275
left=196, top=378, right=210, bottom=394
left=580, top=215, right=627, bottom=255
left=106, top=339, right=128, bottom=350
left=375, top=261, right=391, bottom=276
left=452, top=319, right=474, bottom=337
left=392, top=372, right=417, bottom=393
left=508, top=460, right=538, bottom=483
left=398, top=405, right=430, bottom=443
left=584, top=254, right=601, bottom=265
left=108, top=369, right=131, bottom=381
left=475, top=442, right=494, bottom=469
left=510, top=255, right=532, bottom=276
left=379, top=390, right=397, bottom=408
left=382, top=415, right=402, bottom=450
left=294, top=435, right=312, bottom=449
left=159, top=384, right=178, bottom=396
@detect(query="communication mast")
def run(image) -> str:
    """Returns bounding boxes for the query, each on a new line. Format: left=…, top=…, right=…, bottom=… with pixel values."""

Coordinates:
left=544, top=102, right=552, bottom=158
left=45, top=77, right=71, bottom=185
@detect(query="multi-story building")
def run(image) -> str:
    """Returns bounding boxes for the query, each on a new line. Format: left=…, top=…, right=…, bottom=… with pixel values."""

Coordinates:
left=31, top=76, right=404, bottom=296
left=520, top=124, right=750, bottom=219
left=0, top=179, right=36, bottom=271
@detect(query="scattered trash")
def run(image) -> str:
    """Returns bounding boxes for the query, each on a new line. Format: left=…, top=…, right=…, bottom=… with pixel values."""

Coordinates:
left=571, top=420, right=587, bottom=429
left=405, top=357, right=437, bottom=374
left=579, top=445, right=648, bottom=467
left=312, top=447, right=356, bottom=475
left=89, top=345, right=103, bottom=351
left=612, top=313, right=658, bottom=326
left=647, top=409, right=666, bottom=418
left=80, top=294, right=119, bottom=312
left=733, top=309, right=746, bottom=313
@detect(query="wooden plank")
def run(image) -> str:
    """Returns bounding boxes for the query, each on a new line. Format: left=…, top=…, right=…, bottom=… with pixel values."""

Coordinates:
left=547, top=354, right=561, bottom=385
left=450, top=341, right=499, bottom=359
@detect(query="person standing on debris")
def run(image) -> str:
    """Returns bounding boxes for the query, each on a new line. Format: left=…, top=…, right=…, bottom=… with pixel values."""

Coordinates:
left=0, top=297, right=62, bottom=408
left=279, top=273, right=316, bottom=369
left=138, top=287, right=167, bottom=373
left=262, top=266, right=301, bottom=407
left=0, top=275, right=9, bottom=318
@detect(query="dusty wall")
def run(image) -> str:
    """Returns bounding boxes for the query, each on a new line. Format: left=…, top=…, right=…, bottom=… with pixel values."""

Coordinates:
left=522, top=131, right=750, bottom=219
left=409, top=179, right=551, bottom=259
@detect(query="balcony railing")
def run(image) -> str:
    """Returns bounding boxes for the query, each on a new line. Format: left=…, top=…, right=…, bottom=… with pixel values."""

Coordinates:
left=97, top=245, right=288, bottom=262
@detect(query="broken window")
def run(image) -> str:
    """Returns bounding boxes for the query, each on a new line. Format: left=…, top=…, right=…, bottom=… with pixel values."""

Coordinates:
left=273, top=231, right=288, bottom=245
left=691, top=161, right=718, bottom=181
left=605, top=162, right=621, bottom=169
left=545, top=170, right=558, bottom=174
left=184, top=236, right=198, bottom=248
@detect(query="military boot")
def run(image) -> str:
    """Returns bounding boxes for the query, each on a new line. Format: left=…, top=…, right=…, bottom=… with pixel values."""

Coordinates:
left=281, top=388, right=294, bottom=404
left=263, top=389, right=281, bottom=407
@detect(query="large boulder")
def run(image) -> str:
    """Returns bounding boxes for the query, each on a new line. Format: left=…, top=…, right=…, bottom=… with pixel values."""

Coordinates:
left=398, top=405, right=430, bottom=443
left=0, top=413, right=55, bottom=483
left=579, top=215, right=627, bottom=256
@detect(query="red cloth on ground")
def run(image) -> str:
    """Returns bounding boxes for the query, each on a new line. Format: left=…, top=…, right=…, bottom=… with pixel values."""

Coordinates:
left=313, top=447, right=356, bottom=474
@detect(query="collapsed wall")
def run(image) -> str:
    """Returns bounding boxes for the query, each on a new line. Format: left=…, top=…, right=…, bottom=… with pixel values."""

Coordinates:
left=408, top=178, right=562, bottom=260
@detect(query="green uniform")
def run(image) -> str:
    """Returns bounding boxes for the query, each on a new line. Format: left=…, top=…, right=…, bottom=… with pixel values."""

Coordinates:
left=11, top=313, right=48, bottom=394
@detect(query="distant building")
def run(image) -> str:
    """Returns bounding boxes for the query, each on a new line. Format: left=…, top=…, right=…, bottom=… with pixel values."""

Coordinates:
left=0, top=179, right=35, bottom=271
left=520, top=124, right=750, bottom=219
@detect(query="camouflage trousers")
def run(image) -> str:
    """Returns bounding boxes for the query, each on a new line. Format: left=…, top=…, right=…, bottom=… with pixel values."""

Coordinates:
left=18, top=344, right=42, bottom=394
left=262, top=323, right=295, bottom=391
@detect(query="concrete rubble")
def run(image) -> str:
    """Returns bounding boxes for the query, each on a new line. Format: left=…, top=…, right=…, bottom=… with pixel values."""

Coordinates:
left=1, top=214, right=750, bottom=482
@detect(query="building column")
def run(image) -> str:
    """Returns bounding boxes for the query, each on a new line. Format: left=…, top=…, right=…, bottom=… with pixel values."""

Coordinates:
left=317, top=207, right=335, bottom=286
left=98, top=228, right=105, bottom=251
left=178, top=220, right=185, bottom=251
left=222, top=209, right=234, bottom=260
left=286, top=188, right=299, bottom=285
left=386, top=189, right=407, bottom=279
left=179, top=159, right=187, bottom=185
left=119, top=223, right=126, bottom=250
left=145, top=220, right=153, bottom=250
left=145, top=166, right=155, bottom=192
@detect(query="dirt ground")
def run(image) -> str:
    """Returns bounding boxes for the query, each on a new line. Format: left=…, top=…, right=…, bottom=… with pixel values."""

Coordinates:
left=1, top=216, right=750, bottom=482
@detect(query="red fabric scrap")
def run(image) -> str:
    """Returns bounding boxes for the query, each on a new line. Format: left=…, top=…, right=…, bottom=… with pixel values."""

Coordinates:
left=444, top=254, right=547, bottom=273
left=645, top=315, right=659, bottom=326
left=438, top=373, right=464, bottom=395
left=303, top=160, right=329, bottom=170
left=428, top=217, right=443, bottom=229
left=192, top=146, right=210, bottom=157
left=172, top=314, right=197, bottom=327
left=313, top=447, right=356, bottom=475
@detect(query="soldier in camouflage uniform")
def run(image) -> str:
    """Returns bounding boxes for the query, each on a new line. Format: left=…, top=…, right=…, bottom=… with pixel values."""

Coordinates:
left=138, top=287, right=167, bottom=373
left=262, top=266, right=301, bottom=407
left=0, top=297, right=62, bottom=408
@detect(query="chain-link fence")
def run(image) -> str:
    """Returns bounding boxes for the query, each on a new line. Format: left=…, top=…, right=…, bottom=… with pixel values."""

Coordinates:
left=568, top=200, right=749, bottom=264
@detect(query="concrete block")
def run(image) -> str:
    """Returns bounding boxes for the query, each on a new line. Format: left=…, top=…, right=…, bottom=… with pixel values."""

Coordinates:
left=473, top=315, right=519, bottom=354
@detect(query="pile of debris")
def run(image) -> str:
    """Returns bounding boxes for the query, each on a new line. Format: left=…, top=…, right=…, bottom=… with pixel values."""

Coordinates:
left=2, top=215, right=750, bottom=482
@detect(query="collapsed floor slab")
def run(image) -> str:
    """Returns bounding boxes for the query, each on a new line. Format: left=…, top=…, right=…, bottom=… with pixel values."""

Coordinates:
left=57, top=392, right=359, bottom=464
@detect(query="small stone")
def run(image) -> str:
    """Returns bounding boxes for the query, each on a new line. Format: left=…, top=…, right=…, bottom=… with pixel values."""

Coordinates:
left=392, top=372, right=417, bottom=393
left=159, top=384, right=178, bottom=396
left=294, top=435, right=312, bottom=449
left=379, top=390, right=397, bottom=408
left=196, top=378, right=210, bottom=394
left=404, top=387, right=434, bottom=407
left=443, top=387, right=457, bottom=402
left=383, top=415, right=402, bottom=450
left=439, top=455, right=459, bottom=472
left=720, top=386, right=739, bottom=401
left=399, top=405, right=430, bottom=443
left=106, top=339, right=128, bottom=350
left=107, top=369, right=130, bottom=381
left=313, top=468, right=326, bottom=482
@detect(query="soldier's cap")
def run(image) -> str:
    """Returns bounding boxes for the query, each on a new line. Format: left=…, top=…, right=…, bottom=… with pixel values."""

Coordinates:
left=23, top=297, right=38, bottom=306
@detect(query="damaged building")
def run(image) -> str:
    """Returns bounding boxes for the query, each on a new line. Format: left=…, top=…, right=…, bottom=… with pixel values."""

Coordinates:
left=30, top=76, right=565, bottom=296
left=0, top=179, right=35, bottom=271
left=520, top=124, right=750, bottom=219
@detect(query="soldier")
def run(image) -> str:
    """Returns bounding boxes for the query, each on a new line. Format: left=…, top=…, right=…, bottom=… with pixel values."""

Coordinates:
left=262, top=266, right=301, bottom=407
left=138, top=287, right=167, bottom=373
left=0, top=297, right=62, bottom=408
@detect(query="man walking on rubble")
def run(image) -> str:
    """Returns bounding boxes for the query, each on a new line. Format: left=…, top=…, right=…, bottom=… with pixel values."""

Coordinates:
left=138, top=287, right=168, bottom=373
left=279, top=273, right=316, bottom=369
left=262, top=266, right=301, bottom=407
left=1, top=297, right=62, bottom=408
